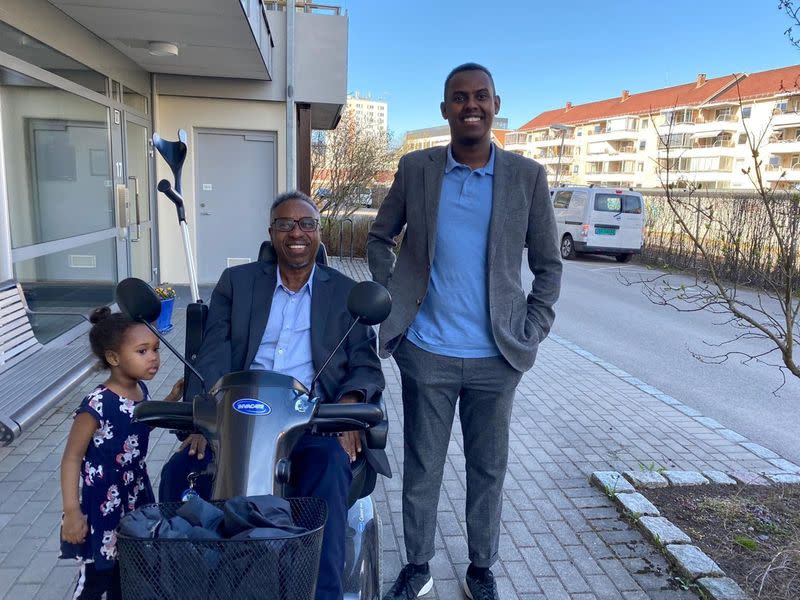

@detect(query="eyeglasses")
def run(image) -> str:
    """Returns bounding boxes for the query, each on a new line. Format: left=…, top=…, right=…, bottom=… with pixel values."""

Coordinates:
left=271, top=217, right=320, bottom=232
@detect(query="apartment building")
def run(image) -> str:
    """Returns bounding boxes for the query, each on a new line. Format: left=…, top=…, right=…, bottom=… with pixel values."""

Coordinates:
left=506, top=65, right=800, bottom=190
left=347, top=92, right=388, bottom=135
left=401, top=117, right=510, bottom=152
left=0, top=0, right=348, bottom=343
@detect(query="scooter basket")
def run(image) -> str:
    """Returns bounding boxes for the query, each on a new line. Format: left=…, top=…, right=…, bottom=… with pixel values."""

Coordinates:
left=117, top=497, right=327, bottom=600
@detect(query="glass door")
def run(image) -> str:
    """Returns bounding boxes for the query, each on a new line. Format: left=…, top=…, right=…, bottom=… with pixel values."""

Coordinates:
left=124, top=117, right=156, bottom=284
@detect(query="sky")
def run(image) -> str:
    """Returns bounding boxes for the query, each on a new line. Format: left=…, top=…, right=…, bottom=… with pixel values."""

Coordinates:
left=338, top=0, right=800, bottom=139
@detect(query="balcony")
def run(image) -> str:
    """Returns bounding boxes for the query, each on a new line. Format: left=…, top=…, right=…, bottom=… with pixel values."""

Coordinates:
left=765, top=134, right=800, bottom=155
left=771, top=109, right=800, bottom=128
left=693, top=121, right=739, bottom=134
left=536, top=155, right=574, bottom=165
left=588, top=129, right=638, bottom=142
left=764, top=163, right=800, bottom=182
left=696, top=112, right=739, bottom=130
left=656, top=122, right=696, bottom=135
left=505, top=132, right=529, bottom=146
left=48, top=0, right=274, bottom=79
left=263, top=3, right=348, bottom=128
left=585, top=166, right=636, bottom=178
left=530, top=136, right=576, bottom=147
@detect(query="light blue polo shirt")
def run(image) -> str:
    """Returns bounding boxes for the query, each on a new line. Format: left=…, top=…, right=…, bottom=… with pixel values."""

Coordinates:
left=250, top=266, right=315, bottom=390
left=406, top=145, right=500, bottom=358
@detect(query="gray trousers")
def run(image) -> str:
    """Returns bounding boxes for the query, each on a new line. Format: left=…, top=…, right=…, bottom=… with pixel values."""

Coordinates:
left=393, top=339, right=522, bottom=568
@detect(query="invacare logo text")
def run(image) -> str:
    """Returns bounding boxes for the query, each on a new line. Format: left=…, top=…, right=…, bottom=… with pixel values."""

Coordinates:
left=233, top=399, right=272, bottom=416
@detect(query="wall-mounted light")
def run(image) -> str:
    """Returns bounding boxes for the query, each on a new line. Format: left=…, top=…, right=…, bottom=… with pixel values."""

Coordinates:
left=147, top=41, right=179, bottom=57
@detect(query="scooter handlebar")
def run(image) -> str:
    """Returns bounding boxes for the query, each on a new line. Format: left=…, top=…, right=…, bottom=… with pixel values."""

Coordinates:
left=133, top=400, right=194, bottom=430
left=313, top=403, right=383, bottom=428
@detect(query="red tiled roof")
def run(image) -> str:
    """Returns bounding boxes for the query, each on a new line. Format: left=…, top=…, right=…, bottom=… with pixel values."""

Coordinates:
left=714, top=64, right=800, bottom=102
left=519, top=73, right=742, bottom=131
left=491, top=129, right=509, bottom=146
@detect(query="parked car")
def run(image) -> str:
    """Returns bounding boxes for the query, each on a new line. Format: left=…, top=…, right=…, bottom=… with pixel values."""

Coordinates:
left=352, top=188, right=373, bottom=207
left=550, top=186, right=646, bottom=262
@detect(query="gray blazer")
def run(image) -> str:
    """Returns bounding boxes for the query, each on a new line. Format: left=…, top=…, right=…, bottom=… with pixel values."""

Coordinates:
left=367, top=145, right=562, bottom=372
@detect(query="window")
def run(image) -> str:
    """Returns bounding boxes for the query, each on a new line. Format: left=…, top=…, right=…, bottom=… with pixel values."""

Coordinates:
left=641, top=119, right=649, bottom=129
left=553, top=191, right=572, bottom=208
left=622, top=196, right=642, bottom=214
left=637, top=162, right=644, bottom=172
left=738, top=133, right=748, bottom=145
left=639, top=140, right=646, bottom=151
left=577, top=129, right=583, bottom=137
left=573, top=165, right=579, bottom=174
left=122, top=86, right=147, bottom=114
left=2, top=66, right=114, bottom=248
left=594, top=193, right=642, bottom=214
left=741, top=106, right=752, bottom=118
left=0, top=22, right=107, bottom=94
left=715, top=108, right=732, bottom=121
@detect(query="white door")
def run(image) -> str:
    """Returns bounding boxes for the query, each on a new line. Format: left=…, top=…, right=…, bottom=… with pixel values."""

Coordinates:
left=195, top=130, right=277, bottom=284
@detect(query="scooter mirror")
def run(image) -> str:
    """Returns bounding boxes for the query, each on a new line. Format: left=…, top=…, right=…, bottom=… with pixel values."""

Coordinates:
left=116, top=278, right=162, bottom=323
left=115, top=278, right=208, bottom=391
left=347, top=281, right=392, bottom=326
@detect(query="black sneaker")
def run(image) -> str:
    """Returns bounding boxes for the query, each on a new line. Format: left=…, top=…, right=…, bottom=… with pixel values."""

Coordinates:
left=463, top=566, right=499, bottom=600
left=382, top=563, right=433, bottom=599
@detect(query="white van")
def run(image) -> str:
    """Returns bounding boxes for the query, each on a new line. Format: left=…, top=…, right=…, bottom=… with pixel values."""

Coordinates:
left=550, top=186, right=645, bottom=262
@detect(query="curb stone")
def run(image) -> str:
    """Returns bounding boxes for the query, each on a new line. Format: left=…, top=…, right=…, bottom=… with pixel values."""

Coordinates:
left=702, top=471, right=737, bottom=485
left=622, top=470, right=668, bottom=488
left=696, top=576, right=751, bottom=600
left=662, top=470, right=709, bottom=486
left=615, top=492, right=660, bottom=517
left=665, top=544, right=724, bottom=579
left=590, top=469, right=800, bottom=599
left=589, top=470, right=635, bottom=495
left=637, top=516, right=691, bottom=545
left=762, top=471, right=800, bottom=484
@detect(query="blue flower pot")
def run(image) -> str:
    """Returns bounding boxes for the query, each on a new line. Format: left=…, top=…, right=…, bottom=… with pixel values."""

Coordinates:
left=156, top=298, right=175, bottom=333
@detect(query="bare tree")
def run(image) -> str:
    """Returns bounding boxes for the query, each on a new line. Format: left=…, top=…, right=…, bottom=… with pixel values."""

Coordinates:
left=311, top=107, right=395, bottom=223
left=780, top=0, right=800, bottom=49
left=622, top=85, right=800, bottom=387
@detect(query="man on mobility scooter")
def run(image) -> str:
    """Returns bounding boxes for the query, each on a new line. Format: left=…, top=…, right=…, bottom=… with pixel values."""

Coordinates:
left=159, top=190, right=386, bottom=600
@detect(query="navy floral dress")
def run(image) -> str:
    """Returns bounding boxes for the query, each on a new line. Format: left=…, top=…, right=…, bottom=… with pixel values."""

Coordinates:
left=60, top=382, right=156, bottom=570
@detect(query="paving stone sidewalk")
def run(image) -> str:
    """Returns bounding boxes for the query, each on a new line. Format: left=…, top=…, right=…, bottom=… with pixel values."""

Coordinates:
left=0, top=258, right=794, bottom=599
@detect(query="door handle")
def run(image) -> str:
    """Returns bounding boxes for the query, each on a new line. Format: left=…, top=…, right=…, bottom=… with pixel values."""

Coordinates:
left=128, top=175, right=141, bottom=241
left=201, top=211, right=213, bottom=215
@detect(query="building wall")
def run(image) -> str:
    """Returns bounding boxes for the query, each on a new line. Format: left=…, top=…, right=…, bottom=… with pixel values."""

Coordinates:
left=510, top=92, right=798, bottom=191
left=154, top=95, right=286, bottom=283
left=402, top=128, right=507, bottom=153
left=347, top=94, right=388, bottom=136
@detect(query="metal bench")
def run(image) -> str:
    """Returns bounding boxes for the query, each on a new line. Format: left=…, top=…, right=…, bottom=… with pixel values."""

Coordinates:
left=0, top=279, right=99, bottom=445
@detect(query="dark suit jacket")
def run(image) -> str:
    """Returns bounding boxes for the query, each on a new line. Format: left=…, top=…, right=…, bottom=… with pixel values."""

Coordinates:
left=185, top=260, right=384, bottom=405
left=367, top=145, right=562, bottom=372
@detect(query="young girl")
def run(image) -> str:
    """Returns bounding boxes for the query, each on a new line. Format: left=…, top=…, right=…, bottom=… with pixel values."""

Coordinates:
left=60, top=307, right=182, bottom=599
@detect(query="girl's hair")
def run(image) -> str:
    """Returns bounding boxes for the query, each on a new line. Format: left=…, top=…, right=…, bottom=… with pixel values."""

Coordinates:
left=88, top=307, right=136, bottom=369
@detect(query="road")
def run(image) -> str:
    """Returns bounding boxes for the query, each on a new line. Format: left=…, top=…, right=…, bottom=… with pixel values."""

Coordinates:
left=522, top=254, right=800, bottom=463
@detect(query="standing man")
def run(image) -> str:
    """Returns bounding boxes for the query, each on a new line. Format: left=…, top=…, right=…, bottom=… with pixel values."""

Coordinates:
left=368, top=63, right=561, bottom=600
